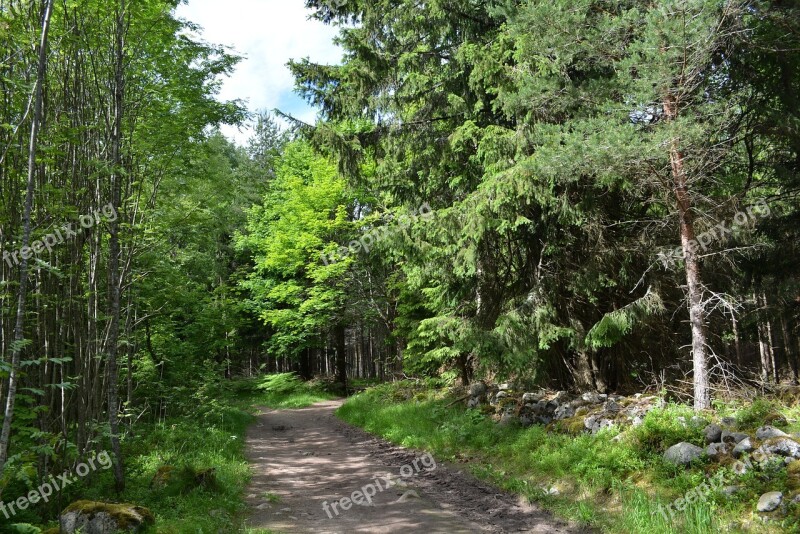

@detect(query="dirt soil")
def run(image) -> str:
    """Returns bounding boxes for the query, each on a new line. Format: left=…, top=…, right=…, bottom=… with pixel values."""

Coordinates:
left=244, top=399, right=590, bottom=533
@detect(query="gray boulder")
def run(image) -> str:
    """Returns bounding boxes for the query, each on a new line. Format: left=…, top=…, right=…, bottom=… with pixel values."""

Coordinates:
left=522, top=392, right=542, bottom=404
left=61, top=501, right=154, bottom=534
left=732, top=437, right=754, bottom=458
left=757, top=438, right=800, bottom=459
left=664, top=442, right=704, bottom=466
left=469, top=382, right=487, bottom=398
left=706, top=442, right=732, bottom=460
left=721, top=416, right=737, bottom=427
left=756, top=492, right=783, bottom=513
left=756, top=426, right=789, bottom=440
left=554, top=404, right=575, bottom=420
left=721, top=430, right=749, bottom=444
left=584, top=415, right=614, bottom=434
left=704, top=424, right=723, bottom=444
left=581, top=392, right=601, bottom=404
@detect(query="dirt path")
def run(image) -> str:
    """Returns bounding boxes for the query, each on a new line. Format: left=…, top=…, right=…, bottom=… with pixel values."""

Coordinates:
left=244, top=399, right=588, bottom=533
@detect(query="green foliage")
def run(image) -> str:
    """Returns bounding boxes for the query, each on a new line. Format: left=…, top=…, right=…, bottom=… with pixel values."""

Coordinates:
left=631, top=403, right=705, bottom=455
left=236, top=141, right=353, bottom=359
left=338, top=382, right=783, bottom=533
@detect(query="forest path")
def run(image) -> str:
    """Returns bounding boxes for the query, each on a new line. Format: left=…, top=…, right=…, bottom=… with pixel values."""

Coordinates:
left=244, top=399, right=586, bottom=533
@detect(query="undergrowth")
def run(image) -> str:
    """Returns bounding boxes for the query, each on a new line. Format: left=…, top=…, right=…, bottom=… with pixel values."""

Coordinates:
left=337, top=381, right=800, bottom=534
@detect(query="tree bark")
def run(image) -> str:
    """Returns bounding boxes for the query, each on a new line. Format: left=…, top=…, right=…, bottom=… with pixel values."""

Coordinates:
left=665, top=94, right=710, bottom=410
left=0, top=0, right=54, bottom=482
left=334, top=324, right=347, bottom=391
left=106, top=0, right=126, bottom=492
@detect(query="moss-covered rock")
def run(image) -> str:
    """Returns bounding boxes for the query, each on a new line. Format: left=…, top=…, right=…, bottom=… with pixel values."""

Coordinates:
left=787, top=460, right=800, bottom=491
left=60, top=500, right=154, bottom=533
left=149, top=465, right=174, bottom=489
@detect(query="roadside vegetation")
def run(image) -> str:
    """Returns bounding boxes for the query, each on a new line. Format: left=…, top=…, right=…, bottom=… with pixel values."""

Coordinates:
left=338, top=380, right=800, bottom=534
left=2, top=374, right=329, bottom=533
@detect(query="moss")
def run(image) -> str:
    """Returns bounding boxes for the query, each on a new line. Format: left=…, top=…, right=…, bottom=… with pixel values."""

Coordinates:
left=42, top=529, right=59, bottom=534
left=556, top=415, right=587, bottom=436
left=764, top=412, right=789, bottom=427
left=149, top=465, right=174, bottom=489
left=62, top=500, right=155, bottom=530
left=787, top=460, right=800, bottom=490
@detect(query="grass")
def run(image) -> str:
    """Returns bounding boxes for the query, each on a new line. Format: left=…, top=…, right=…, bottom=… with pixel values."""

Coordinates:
left=337, top=381, right=800, bottom=534
left=7, top=373, right=332, bottom=534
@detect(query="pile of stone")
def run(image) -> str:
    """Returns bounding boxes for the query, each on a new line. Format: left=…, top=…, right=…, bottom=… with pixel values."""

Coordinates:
left=466, top=382, right=662, bottom=432
left=664, top=421, right=800, bottom=517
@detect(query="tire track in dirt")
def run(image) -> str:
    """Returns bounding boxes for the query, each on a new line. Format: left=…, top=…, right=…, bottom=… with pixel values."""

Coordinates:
left=244, top=399, right=590, bottom=533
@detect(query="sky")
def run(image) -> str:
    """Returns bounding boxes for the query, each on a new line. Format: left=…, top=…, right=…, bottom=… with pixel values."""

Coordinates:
left=174, top=0, right=342, bottom=145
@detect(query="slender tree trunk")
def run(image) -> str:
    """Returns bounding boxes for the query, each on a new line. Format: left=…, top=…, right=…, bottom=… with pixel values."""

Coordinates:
left=0, top=0, right=54, bottom=482
left=665, top=94, right=710, bottom=410
left=732, top=312, right=742, bottom=367
left=756, top=292, right=772, bottom=384
left=780, top=317, right=798, bottom=385
left=106, top=0, right=126, bottom=492
left=334, top=324, right=347, bottom=391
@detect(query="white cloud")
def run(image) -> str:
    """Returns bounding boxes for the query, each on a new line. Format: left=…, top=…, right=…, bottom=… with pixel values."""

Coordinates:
left=175, top=0, right=342, bottom=145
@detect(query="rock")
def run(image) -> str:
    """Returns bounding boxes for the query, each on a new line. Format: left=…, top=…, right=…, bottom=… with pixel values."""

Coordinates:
left=554, top=404, right=575, bottom=420
left=664, top=442, right=704, bottom=466
left=519, top=415, right=534, bottom=427
left=787, top=460, right=800, bottom=490
left=733, top=437, right=754, bottom=458
left=757, top=438, right=800, bottom=459
left=581, top=392, right=601, bottom=404
left=756, top=426, right=789, bottom=440
left=552, top=391, right=569, bottom=403
left=631, top=415, right=645, bottom=427
left=721, top=416, right=737, bottom=427
left=495, top=390, right=508, bottom=400
left=706, top=442, right=732, bottom=460
left=765, top=413, right=789, bottom=427
left=756, top=492, right=783, bottom=513
left=604, top=400, right=621, bottom=413
left=522, top=392, right=542, bottom=404
left=584, top=415, right=614, bottom=434
left=499, top=412, right=517, bottom=425
left=60, top=501, right=154, bottom=534
left=704, top=424, right=723, bottom=444
left=467, top=397, right=480, bottom=409
left=532, top=400, right=549, bottom=415
left=498, top=383, right=512, bottom=391
left=469, top=382, right=487, bottom=397
left=721, top=430, right=749, bottom=444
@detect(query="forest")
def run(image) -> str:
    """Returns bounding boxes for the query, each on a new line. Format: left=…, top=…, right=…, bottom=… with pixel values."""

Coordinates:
left=0, top=0, right=799, bottom=532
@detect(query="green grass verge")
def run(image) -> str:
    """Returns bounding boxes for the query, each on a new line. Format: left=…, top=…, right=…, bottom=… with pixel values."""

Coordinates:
left=13, top=373, right=332, bottom=534
left=337, top=381, right=800, bottom=534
